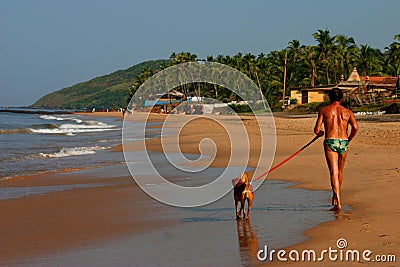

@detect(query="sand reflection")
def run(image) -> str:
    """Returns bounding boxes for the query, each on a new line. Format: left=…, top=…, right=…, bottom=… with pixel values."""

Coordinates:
left=236, top=220, right=259, bottom=266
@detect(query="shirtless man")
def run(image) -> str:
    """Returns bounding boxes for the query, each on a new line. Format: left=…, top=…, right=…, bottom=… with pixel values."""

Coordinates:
left=314, top=88, right=358, bottom=211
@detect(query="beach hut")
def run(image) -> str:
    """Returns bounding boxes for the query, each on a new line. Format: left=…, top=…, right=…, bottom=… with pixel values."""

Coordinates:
left=144, top=90, right=187, bottom=113
left=290, top=68, right=399, bottom=105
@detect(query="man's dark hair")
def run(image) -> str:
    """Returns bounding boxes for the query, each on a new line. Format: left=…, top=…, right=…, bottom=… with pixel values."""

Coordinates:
left=328, top=88, right=343, bottom=102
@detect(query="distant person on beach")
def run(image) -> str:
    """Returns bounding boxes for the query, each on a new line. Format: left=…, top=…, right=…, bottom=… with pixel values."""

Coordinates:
left=314, top=88, right=358, bottom=211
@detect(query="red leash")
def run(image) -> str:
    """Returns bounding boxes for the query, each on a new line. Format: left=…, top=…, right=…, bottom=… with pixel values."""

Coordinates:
left=251, top=135, right=322, bottom=183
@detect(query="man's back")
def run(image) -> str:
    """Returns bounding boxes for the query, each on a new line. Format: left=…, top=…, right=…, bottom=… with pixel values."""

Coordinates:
left=320, top=103, right=353, bottom=140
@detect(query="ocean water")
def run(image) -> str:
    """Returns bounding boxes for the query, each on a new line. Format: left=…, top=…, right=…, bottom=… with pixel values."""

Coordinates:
left=0, top=111, right=125, bottom=179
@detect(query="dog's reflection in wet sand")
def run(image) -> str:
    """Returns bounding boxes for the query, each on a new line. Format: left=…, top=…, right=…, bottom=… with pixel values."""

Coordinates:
left=236, top=220, right=259, bottom=265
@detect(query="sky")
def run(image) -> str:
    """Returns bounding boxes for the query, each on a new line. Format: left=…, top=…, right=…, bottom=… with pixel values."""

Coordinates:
left=1, top=0, right=399, bottom=107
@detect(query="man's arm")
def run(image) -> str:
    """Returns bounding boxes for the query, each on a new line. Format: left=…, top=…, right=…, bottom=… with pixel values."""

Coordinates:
left=348, top=111, right=358, bottom=142
left=314, top=109, right=325, bottom=137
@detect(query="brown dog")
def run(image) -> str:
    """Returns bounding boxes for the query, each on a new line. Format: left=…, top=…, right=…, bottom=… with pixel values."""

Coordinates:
left=233, top=173, right=254, bottom=220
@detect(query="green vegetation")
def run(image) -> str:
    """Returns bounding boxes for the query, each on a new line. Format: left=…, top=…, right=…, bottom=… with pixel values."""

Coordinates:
left=287, top=102, right=331, bottom=113
left=228, top=103, right=252, bottom=113
left=352, top=103, right=399, bottom=113
left=31, top=59, right=169, bottom=110
left=129, top=30, right=399, bottom=109
left=286, top=102, right=399, bottom=114
left=32, top=29, right=399, bottom=111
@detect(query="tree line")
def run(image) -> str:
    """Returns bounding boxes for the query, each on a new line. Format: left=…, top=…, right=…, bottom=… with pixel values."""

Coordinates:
left=128, top=29, right=400, bottom=108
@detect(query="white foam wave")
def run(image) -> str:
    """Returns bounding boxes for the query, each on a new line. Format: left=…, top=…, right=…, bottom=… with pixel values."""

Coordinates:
left=59, top=123, right=115, bottom=129
left=40, top=115, right=83, bottom=123
left=29, top=121, right=116, bottom=135
left=30, top=127, right=116, bottom=135
left=39, top=146, right=109, bottom=158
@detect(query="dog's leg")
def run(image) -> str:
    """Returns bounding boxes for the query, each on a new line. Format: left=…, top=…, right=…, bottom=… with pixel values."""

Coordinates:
left=241, top=200, right=246, bottom=219
left=238, top=201, right=244, bottom=220
left=235, top=199, right=240, bottom=220
left=246, top=198, right=253, bottom=221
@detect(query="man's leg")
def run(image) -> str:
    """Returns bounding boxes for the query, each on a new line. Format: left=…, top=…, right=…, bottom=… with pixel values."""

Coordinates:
left=338, top=151, right=348, bottom=190
left=324, top=146, right=341, bottom=210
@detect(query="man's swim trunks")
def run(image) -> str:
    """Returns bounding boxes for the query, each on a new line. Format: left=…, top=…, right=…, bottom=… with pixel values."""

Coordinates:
left=324, top=139, right=349, bottom=154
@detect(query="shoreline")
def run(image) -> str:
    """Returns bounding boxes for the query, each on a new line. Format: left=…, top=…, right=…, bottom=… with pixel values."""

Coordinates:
left=1, top=112, right=399, bottom=265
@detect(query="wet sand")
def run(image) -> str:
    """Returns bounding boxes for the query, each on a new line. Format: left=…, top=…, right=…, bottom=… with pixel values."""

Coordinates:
left=0, top=172, right=174, bottom=264
left=270, top=115, right=400, bottom=266
left=1, top=112, right=399, bottom=266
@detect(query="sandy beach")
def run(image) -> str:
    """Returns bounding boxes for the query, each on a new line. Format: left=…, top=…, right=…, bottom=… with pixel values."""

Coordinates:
left=270, top=114, right=400, bottom=266
left=0, top=111, right=399, bottom=266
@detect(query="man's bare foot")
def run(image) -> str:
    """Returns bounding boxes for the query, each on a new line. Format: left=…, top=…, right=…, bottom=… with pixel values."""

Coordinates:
left=330, top=205, right=341, bottom=211
left=332, top=194, right=338, bottom=206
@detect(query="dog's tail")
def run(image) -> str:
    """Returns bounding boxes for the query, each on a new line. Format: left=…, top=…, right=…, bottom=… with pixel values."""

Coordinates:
left=241, top=173, right=249, bottom=185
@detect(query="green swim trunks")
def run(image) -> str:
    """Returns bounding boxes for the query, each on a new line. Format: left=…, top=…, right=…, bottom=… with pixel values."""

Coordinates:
left=324, top=139, right=349, bottom=154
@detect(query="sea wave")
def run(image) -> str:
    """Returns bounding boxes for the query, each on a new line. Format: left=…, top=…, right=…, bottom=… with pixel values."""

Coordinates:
left=0, top=123, right=58, bottom=135
left=59, top=122, right=114, bottom=129
left=39, top=146, right=109, bottom=158
left=40, top=115, right=83, bottom=123
left=1, top=116, right=117, bottom=136
left=29, top=119, right=117, bottom=136
left=29, top=127, right=117, bottom=135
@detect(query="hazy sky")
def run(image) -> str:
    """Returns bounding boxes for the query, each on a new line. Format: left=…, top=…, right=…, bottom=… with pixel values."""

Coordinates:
left=1, top=0, right=399, bottom=107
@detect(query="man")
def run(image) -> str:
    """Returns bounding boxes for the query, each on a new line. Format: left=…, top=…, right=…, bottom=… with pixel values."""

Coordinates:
left=314, top=88, right=358, bottom=211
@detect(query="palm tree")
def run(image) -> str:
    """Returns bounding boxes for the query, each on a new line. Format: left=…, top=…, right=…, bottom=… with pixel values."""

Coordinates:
left=302, top=45, right=318, bottom=86
left=384, top=34, right=400, bottom=76
left=232, top=52, right=244, bottom=73
left=256, top=53, right=270, bottom=94
left=243, top=53, right=257, bottom=80
left=287, top=39, right=305, bottom=87
left=354, top=45, right=383, bottom=76
left=335, top=35, right=356, bottom=79
left=265, top=50, right=285, bottom=102
left=313, top=29, right=336, bottom=84
left=329, top=51, right=341, bottom=84
left=170, top=52, right=197, bottom=64
left=287, top=39, right=302, bottom=63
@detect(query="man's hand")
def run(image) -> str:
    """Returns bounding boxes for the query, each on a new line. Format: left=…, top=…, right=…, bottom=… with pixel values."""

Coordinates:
left=316, top=130, right=324, bottom=137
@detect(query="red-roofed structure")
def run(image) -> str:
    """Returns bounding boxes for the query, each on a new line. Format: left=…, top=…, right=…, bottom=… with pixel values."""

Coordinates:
left=290, top=67, right=399, bottom=106
left=362, top=76, right=398, bottom=84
